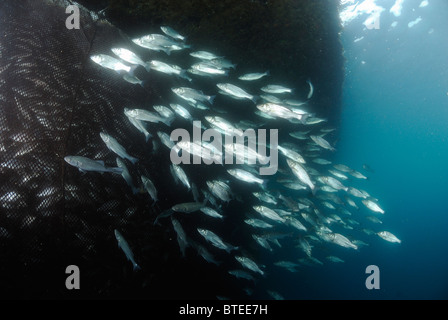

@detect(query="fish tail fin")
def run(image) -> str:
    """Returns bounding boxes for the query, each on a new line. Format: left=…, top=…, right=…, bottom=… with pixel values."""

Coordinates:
left=111, top=167, right=124, bottom=174
left=144, top=63, right=151, bottom=73
left=154, top=209, right=173, bottom=226
left=251, top=95, right=259, bottom=104
left=128, top=65, right=139, bottom=77
left=139, top=80, right=147, bottom=88
left=162, top=116, right=175, bottom=127
left=145, top=132, right=153, bottom=142
left=130, top=157, right=139, bottom=164
left=132, top=187, right=139, bottom=195
left=179, top=70, right=193, bottom=82
left=261, top=179, right=268, bottom=191
left=133, top=263, right=142, bottom=272
left=266, top=70, right=270, bottom=76
left=208, top=95, right=216, bottom=104
left=300, top=113, right=311, bottom=124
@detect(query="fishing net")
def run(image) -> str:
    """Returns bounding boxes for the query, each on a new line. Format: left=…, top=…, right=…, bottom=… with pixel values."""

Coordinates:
left=0, top=0, right=178, bottom=298
left=0, top=0, right=343, bottom=299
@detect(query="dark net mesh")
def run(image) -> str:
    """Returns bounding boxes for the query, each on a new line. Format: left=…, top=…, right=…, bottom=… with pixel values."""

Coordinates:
left=0, top=0, right=261, bottom=299
left=0, top=0, right=177, bottom=298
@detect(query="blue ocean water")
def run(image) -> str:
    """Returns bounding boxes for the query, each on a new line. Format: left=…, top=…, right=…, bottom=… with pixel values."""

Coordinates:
left=337, top=0, right=448, bottom=299
left=269, top=0, right=448, bottom=300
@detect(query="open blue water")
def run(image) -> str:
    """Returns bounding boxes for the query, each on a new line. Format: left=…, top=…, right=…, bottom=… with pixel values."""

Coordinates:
left=269, top=0, right=448, bottom=300
left=338, top=0, right=448, bottom=299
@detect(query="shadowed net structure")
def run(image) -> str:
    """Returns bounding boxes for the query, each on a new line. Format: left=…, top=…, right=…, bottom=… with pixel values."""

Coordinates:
left=0, top=0, right=344, bottom=299
left=0, top=0, right=177, bottom=298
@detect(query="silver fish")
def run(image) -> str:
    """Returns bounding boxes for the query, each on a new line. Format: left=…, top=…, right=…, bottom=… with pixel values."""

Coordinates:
left=253, top=191, right=277, bottom=205
left=228, top=270, right=256, bottom=282
left=284, top=99, right=307, bottom=106
left=257, top=103, right=305, bottom=122
left=160, top=26, right=185, bottom=41
left=124, top=108, right=152, bottom=142
left=348, top=187, right=368, bottom=198
left=253, top=205, right=285, bottom=223
left=238, top=71, right=269, bottom=81
left=116, top=157, right=138, bottom=194
left=172, top=202, right=204, bottom=213
left=274, top=261, right=300, bottom=272
left=260, top=94, right=283, bottom=104
left=206, top=180, right=232, bottom=202
left=114, top=229, right=141, bottom=271
left=200, top=207, right=223, bottom=219
left=122, top=74, right=144, bottom=86
left=169, top=103, right=193, bottom=121
left=132, top=38, right=172, bottom=55
left=349, top=169, right=368, bottom=179
left=191, top=62, right=228, bottom=76
left=261, top=84, right=293, bottom=94
left=111, top=48, right=149, bottom=71
left=153, top=105, right=175, bottom=119
left=227, top=168, right=264, bottom=185
left=171, top=164, right=191, bottom=190
left=90, top=54, right=131, bottom=73
left=329, top=169, right=349, bottom=180
left=100, top=132, right=138, bottom=164
left=138, top=34, right=180, bottom=47
left=244, top=218, right=274, bottom=229
left=327, top=232, right=358, bottom=249
left=307, top=79, right=314, bottom=99
left=193, top=242, right=220, bottom=265
left=171, top=217, right=189, bottom=257
left=217, top=83, right=257, bottom=103
left=204, top=116, right=242, bottom=137
left=285, top=217, right=307, bottom=232
left=190, top=51, right=222, bottom=60
left=149, top=60, right=190, bottom=81
left=297, top=238, right=312, bottom=257
left=235, top=256, right=264, bottom=275
left=252, top=234, right=273, bottom=251
left=64, top=156, right=122, bottom=174
left=278, top=145, right=306, bottom=164
left=320, top=176, right=348, bottom=192
left=326, top=256, right=344, bottom=263
left=333, top=164, right=352, bottom=172
left=310, top=135, right=335, bottom=151
left=377, top=231, right=401, bottom=243
left=124, top=108, right=173, bottom=126
left=172, top=87, right=215, bottom=104
left=286, top=159, right=315, bottom=193
left=141, top=175, right=158, bottom=203
left=362, top=199, right=385, bottom=214
left=197, top=228, right=237, bottom=253
left=208, top=58, right=236, bottom=70
left=312, top=158, right=332, bottom=165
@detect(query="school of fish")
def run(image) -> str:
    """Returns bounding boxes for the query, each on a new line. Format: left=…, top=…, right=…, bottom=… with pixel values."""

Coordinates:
left=65, top=25, right=401, bottom=299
